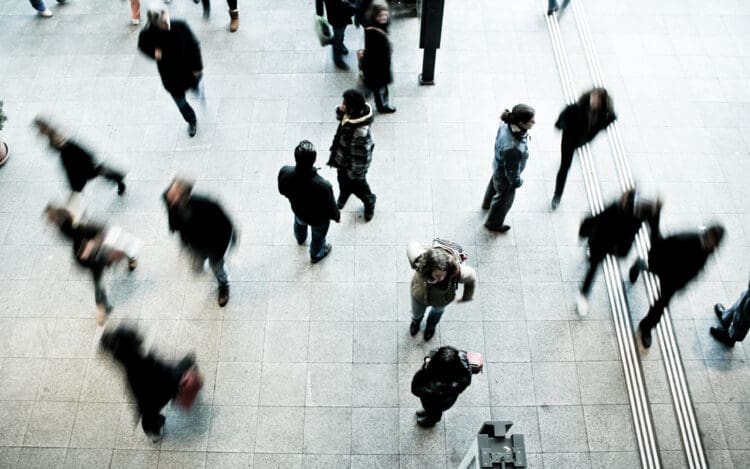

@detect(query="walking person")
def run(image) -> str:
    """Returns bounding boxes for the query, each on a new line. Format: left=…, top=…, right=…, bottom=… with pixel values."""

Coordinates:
left=45, top=205, right=140, bottom=325
left=327, top=89, right=377, bottom=221
left=576, top=189, right=661, bottom=315
left=482, top=104, right=536, bottom=233
left=551, top=87, right=616, bottom=210
left=29, top=0, right=65, bottom=17
left=163, top=178, right=236, bottom=307
left=360, top=1, right=396, bottom=113
left=407, top=240, right=476, bottom=341
left=33, top=117, right=127, bottom=197
left=630, top=224, right=725, bottom=348
left=100, top=326, right=203, bottom=442
left=710, top=276, right=750, bottom=347
left=411, top=346, right=473, bottom=427
left=278, top=140, right=341, bottom=264
left=138, top=6, right=204, bottom=137
left=316, top=0, right=356, bottom=70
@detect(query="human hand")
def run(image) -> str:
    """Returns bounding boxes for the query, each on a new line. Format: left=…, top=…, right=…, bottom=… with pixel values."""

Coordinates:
left=154, top=48, right=162, bottom=61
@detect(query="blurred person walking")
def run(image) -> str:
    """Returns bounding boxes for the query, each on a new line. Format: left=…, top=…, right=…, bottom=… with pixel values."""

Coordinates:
left=163, top=178, right=236, bottom=307
left=327, top=89, right=377, bottom=221
left=316, top=0, right=357, bottom=70
left=138, top=6, right=204, bottom=137
left=278, top=140, right=341, bottom=264
left=482, top=104, right=536, bottom=233
left=551, top=87, right=616, bottom=210
left=411, top=346, right=473, bottom=427
left=710, top=277, right=750, bottom=347
left=547, top=0, right=570, bottom=16
left=630, top=224, right=725, bottom=348
left=360, top=1, right=396, bottom=113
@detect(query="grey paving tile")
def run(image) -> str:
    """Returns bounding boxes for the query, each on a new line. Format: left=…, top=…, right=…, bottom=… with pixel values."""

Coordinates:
left=398, top=407, right=446, bottom=456
left=570, top=320, right=619, bottom=362
left=589, top=451, right=641, bottom=469
left=577, top=361, right=629, bottom=405
left=306, top=363, right=352, bottom=407
left=543, top=453, right=591, bottom=468
left=351, top=454, right=400, bottom=469
left=69, top=402, right=121, bottom=449
left=583, top=405, right=636, bottom=452
left=522, top=282, right=567, bottom=321
left=254, top=406, right=304, bottom=453
left=484, top=320, right=530, bottom=363
left=718, top=403, right=750, bottom=450
left=0, top=401, right=33, bottom=446
left=206, top=406, right=257, bottom=453
left=533, top=362, right=581, bottom=405
left=353, top=282, right=398, bottom=322
left=308, top=321, right=353, bottom=363
left=303, top=407, right=351, bottom=454
left=63, top=448, right=113, bottom=469
left=213, top=362, right=261, bottom=406
left=538, top=405, right=589, bottom=453
left=17, top=448, right=67, bottom=469
left=444, top=406, right=491, bottom=467
left=259, top=363, right=308, bottom=407
left=351, top=407, right=399, bottom=455
left=110, top=449, right=159, bottom=469
left=527, top=321, right=575, bottom=362
left=0, top=358, right=44, bottom=401
left=156, top=451, right=206, bottom=469
left=262, top=320, right=309, bottom=363
left=487, top=363, right=535, bottom=406
left=352, top=363, right=399, bottom=407
left=23, top=401, right=78, bottom=447
left=203, top=452, right=253, bottom=469
left=353, top=322, right=397, bottom=364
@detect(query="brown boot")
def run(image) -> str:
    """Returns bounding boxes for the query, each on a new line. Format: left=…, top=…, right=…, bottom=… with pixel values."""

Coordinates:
left=229, top=9, right=239, bottom=32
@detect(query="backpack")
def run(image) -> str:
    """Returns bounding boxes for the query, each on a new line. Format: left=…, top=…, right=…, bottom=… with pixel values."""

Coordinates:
left=432, top=238, right=468, bottom=263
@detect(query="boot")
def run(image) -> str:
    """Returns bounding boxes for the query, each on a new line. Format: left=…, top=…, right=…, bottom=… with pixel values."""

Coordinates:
left=229, top=9, right=239, bottom=32
left=218, top=284, right=229, bottom=307
left=710, top=327, right=736, bottom=347
left=409, top=319, right=420, bottom=336
left=364, top=194, right=376, bottom=222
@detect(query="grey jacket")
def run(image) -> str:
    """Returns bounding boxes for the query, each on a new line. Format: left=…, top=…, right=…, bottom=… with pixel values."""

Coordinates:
left=407, top=242, right=477, bottom=307
left=492, top=123, right=529, bottom=188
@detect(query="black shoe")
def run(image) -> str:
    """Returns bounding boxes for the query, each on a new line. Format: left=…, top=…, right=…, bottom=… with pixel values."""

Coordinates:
left=188, top=122, right=197, bottom=137
left=364, top=195, right=376, bottom=222
left=334, top=60, right=350, bottom=71
left=551, top=195, right=561, bottom=210
left=342, top=46, right=349, bottom=55
left=639, top=321, right=652, bottom=348
left=378, top=106, right=397, bottom=114
left=629, top=259, right=646, bottom=283
left=128, top=258, right=137, bottom=271
left=423, top=327, right=435, bottom=341
left=409, top=320, right=420, bottom=336
left=117, top=182, right=126, bottom=196
left=218, top=285, right=229, bottom=307
left=710, top=327, right=736, bottom=347
left=485, top=224, right=511, bottom=233
left=714, top=304, right=725, bottom=320
left=547, top=7, right=558, bottom=15
left=417, top=416, right=439, bottom=427
left=311, top=244, right=332, bottom=264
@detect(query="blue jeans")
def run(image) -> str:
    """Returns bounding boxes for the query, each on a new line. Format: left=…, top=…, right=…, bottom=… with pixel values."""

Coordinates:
left=294, top=217, right=330, bottom=260
left=411, top=296, right=446, bottom=331
left=30, top=0, right=64, bottom=11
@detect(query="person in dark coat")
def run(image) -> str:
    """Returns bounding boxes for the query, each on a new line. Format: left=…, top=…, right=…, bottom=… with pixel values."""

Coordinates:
left=576, top=189, right=661, bottom=316
left=551, top=87, right=617, bottom=210
left=279, top=140, right=341, bottom=263
left=630, top=224, right=725, bottom=348
left=34, top=117, right=126, bottom=196
left=411, top=346, right=472, bottom=427
left=710, top=276, right=750, bottom=347
left=327, top=89, right=377, bottom=221
left=316, top=0, right=357, bottom=70
left=163, top=178, right=235, bottom=307
left=138, top=6, right=204, bottom=137
left=100, top=326, right=200, bottom=442
left=45, top=205, right=139, bottom=325
left=361, top=2, right=396, bottom=113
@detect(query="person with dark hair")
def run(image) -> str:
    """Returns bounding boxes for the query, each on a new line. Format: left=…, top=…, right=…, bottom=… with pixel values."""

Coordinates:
left=327, top=89, right=377, bottom=221
left=407, top=241, right=477, bottom=341
left=100, top=326, right=202, bottom=442
left=34, top=117, right=127, bottom=197
left=45, top=205, right=139, bottom=325
left=551, top=87, right=616, bottom=210
left=163, top=178, right=236, bottom=307
left=630, top=224, right=725, bottom=348
left=316, top=0, right=357, bottom=70
left=361, top=1, right=396, bottom=113
left=138, top=6, right=204, bottom=137
left=710, top=276, right=750, bottom=347
left=576, top=189, right=661, bottom=315
left=482, top=104, right=536, bottom=233
left=411, top=346, right=473, bottom=427
left=278, top=140, right=341, bottom=263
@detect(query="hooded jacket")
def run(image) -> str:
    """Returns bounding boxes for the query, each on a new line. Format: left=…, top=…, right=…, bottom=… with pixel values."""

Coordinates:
left=138, top=20, right=203, bottom=95
left=164, top=193, right=234, bottom=260
left=362, top=24, right=393, bottom=89
left=278, top=165, right=340, bottom=225
left=328, top=105, right=375, bottom=180
left=648, top=233, right=712, bottom=292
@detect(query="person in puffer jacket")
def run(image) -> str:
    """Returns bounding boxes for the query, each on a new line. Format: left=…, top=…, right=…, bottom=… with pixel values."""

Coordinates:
left=327, top=89, right=377, bottom=221
left=411, top=346, right=472, bottom=427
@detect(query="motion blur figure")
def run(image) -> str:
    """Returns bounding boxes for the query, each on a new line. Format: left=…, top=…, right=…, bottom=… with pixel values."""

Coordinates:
left=316, top=0, right=356, bottom=69
left=45, top=205, right=140, bottom=325
left=411, top=346, right=472, bottom=427
left=163, top=178, right=236, bottom=307
left=29, top=0, right=66, bottom=17
left=100, top=326, right=203, bottom=442
left=710, top=275, right=750, bottom=347
left=630, top=224, right=725, bottom=348
left=361, top=1, right=396, bottom=113
left=576, top=189, right=661, bottom=316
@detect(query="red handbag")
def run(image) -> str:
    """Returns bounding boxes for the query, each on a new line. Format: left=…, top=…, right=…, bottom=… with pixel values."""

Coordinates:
left=466, top=351, right=484, bottom=374
left=175, top=367, right=204, bottom=409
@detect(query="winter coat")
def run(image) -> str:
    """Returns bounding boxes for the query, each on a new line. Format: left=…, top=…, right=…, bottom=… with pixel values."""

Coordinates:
left=316, top=0, right=356, bottom=27
left=362, top=25, right=393, bottom=89
left=493, top=124, right=529, bottom=188
left=164, top=193, right=234, bottom=260
left=407, top=242, right=477, bottom=307
left=278, top=165, right=340, bottom=225
left=579, top=199, right=659, bottom=259
left=647, top=233, right=711, bottom=293
left=58, top=140, right=99, bottom=192
left=137, top=20, right=203, bottom=95
left=555, top=93, right=617, bottom=148
left=328, top=105, right=375, bottom=180
left=411, top=350, right=472, bottom=412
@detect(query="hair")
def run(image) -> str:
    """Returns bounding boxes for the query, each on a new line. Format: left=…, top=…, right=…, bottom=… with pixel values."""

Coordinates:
left=146, top=4, right=167, bottom=24
left=33, top=116, right=67, bottom=149
left=343, top=89, right=367, bottom=117
left=500, top=103, right=535, bottom=125
left=100, top=326, right=144, bottom=362
left=294, top=140, right=317, bottom=168
left=415, top=247, right=458, bottom=281
left=700, top=224, right=725, bottom=250
left=44, top=204, right=72, bottom=227
left=368, top=0, right=389, bottom=22
left=426, top=346, right=466, bottom=378
left=580, top=87, right=612, bottom=111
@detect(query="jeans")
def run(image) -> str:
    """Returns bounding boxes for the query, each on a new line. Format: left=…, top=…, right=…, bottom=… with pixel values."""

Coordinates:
left=92, top=268, right=112, bottom=311
left=294, top=217, right=330, bottom=260
left=483, top=171, right=516, bottom=228
left=29, top=0, right=64, bottom=12
left=411, top=296, right=446, bottom=331
left=373, top=86, right=391, bottom=110
left=331, top=26, right=347, bottom=63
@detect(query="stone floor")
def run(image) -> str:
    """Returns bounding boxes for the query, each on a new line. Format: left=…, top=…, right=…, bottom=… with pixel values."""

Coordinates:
left=0, top=0, right=748, bottom=467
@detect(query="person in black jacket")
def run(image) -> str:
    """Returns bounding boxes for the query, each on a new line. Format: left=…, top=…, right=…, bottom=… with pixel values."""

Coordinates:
left=316, top=0, right=356, bottom=70
left=138, top=6, right=204, bottom=137
left=100, top=326, right=199, bottom=442
left=710, top=276, right=750, bottom=347
left=576, top=189, right=661, bottom=316
left=551, top=88, right=617, bottom=210
left=34, top=117, right=126, bottom=196
left=278, top=140, right=341, bottom=263
left=361, top=1, right=396, bottom=113
left=411, top=346, right=472, bottom=427
left=327, top=89, right=377, bottom=221
left=630, top=224, right=725, bottom=348
left=163, top=178, right=235, bottom=307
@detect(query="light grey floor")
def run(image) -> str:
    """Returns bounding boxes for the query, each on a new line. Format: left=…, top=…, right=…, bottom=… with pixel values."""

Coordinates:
left=0, top=0, right=747, bottom=468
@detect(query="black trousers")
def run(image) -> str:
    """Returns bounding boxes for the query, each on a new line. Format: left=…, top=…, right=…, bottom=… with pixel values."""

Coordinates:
left=337, top=170, right=375, bottom=208
left=373, top=86, right=390, bottom=110
left=640, top=283, right=678, bottom=332
left=140, top=354, right=196, bottom=437
left=581, top=252, right=606, bottom=297
left=553, top=132, right=579, bottom=199
left=95, top=163, right=125, bottom=187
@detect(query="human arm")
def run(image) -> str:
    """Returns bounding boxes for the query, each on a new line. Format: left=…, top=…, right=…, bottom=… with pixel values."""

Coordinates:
left=326, top=184, right=341, bottom=222
left=456, top=265, right=477, bottom=302
left=316, top=0, right=324, bottom=16
left=185, top=25, right=203, bottom=74
left=137, top=27, right=157, bottom=60
left=502, top=148, right=524, bottom=188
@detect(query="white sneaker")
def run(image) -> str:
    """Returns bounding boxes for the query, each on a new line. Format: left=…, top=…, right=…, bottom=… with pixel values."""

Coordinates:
left=576, top=294, right=589, bottom=317
left=39, top=9, right=53, bottom=17
left=131, top=18, right=140, bottom=25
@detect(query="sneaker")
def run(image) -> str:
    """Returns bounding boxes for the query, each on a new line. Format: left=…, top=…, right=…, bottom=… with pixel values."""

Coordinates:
left=117, top=182, right=127, bottom=195
left=229, top=9, right=239, bottom=32
left=39, top=9, right=53, bottom=17
left=95, top=304, right=110, bottom=326
left=416, top=415, right=439, bottom=427
left=639, top=321, right=652, bottom=348
left=188, top=122, right=197, bottom=138
left=147, top=427, right=164, bottom=443
left=128, top=258, right=138, bottom=271
left=423, top=327, right=435, bottom=341
left=311, top=244, right=332, bottom=264
left=629, top=259, right=646, bottom=283
left=551, top=195, right=561, bottom=210
left=409, top=320, right=420, bottom=336
left=378, top=106, right=397, bottom=114
left=218, top=285, right=229, bottom=307
left=131, top=18, right=140, bottom=25
left=576, top=293, right=589, bottom=316
left=334, top=60, right=350, bottom=71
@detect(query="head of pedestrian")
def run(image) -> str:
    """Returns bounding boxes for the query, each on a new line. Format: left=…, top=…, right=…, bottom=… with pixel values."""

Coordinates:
left=424, top=346, right=465, bottom=377
left=416, top=247, right=458, bottom=285
left=369, top=1, right=390, bottom=26
left=341, top=89, right=367, bottom=118
left=32, top=116, right=66, bottom=150
left=147, top=4, right=170, bottom=30
left=164, top=177, right=194, bottom=208
left=585, top=87, right=610, bottom=111
left=44, top=203, right=72, bottom=228
left=501, top=104, right=536, bottom=136
left=294, top=140, right=317, bottom=171
left=699, top=224, right=725, bottom=253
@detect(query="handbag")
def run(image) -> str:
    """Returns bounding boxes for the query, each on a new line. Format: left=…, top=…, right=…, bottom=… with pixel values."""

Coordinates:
left=315, top=15, right=333, bottom=46
left=175, top=366, right=204, bottom=409
left=465, top=351, right=484, bottom=374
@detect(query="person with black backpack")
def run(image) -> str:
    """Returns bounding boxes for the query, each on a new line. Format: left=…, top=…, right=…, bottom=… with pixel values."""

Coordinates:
left=407, top=240, right=476, bottom=341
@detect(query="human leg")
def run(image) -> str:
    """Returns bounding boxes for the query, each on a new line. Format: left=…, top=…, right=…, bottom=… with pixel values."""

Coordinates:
left=374, top=86, right=395, bottom=113
left=639, top=288, right=674, bottom=348
left=416, top=401, right=443, bottom=427
left=484, top=173, right=516, bottom=231
left=410, top=295, right=428, bottom=335
left=30, top=0, right=48, bottom=12
left=201, top=0, right=211, bottom=18
left=350, top=177, right=376, bottom=221
left=710, top=326, right=736, bottom=347
left=96, top=163, right=127, bottom=195
left=130, top=0, right=140, bottom=22
left=481, top=176, right=496, bottom=210
left=227, top=0, right=239, bottom=31
left=170, top=91, right=197, bottom=136
left=331, top=26, right=348, bottom=69
left=309, top=221, right=331, bottom=260
left=552, top=133, right=577, bottom=208
left=336, top=170, right=353, bottom=208
left=423, top=305, right=446, bottom=341
left=208, top=256, right=230, bottom=307
left=93, top=270, right=113, bottom=325
left=293, top=216, right=308, bottom=245
left=141, top=412, right=166, bottom=442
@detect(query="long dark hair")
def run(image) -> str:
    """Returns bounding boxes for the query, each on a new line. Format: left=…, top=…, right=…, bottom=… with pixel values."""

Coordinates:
left=500, top=104, right=535, bottom=126
left=415, top=247, right=458, bottom=283
left=426, top=346, right=467, bottom=378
